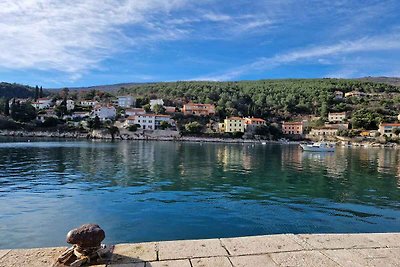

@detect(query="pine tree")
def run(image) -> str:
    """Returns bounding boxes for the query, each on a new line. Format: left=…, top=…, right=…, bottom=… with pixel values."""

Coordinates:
left=4, top=99, right=10, bottom=116
left=35, top=86, right=39, bottom=101
left=39, top=86, right=43, bottom=98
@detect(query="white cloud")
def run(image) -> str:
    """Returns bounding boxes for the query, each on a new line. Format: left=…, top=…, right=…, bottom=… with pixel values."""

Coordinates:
left=0, top=0, right=189, bottom=75
left=195, top=33, right=400, bottom=81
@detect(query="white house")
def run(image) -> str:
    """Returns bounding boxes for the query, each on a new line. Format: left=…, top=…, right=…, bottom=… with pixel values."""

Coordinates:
left=56, top=99, right=75, bottom=111
left=93, top=105, right=116, bottom=120
left=125, top=108, right=146, bottom=116
left=150, top=99, right=164, bottom=110
left=80, top=100, right=98, bottom=107
left=328, top=112, right=346, bottom=123
left=378, top=123, right=400, bottom=137
left=72, top=112, right=90, bottom=120
left=334, top=91, right=344, bottom=100
left=126, top=114, right=174, bottom=130
left=118, top=96, right=135, bottom=108
left=37, top=109, right=58, bottom=122
left=32, top=98, right=52, bottom=110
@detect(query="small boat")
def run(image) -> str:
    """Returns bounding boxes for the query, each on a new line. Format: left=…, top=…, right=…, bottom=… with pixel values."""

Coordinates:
left=300, top=142, right=335, bottom=152
left=261, top=142, right=267, bottom=145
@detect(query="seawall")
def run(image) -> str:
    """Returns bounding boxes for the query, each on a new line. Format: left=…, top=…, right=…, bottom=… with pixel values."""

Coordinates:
left=1, top=233, right=399, bottom=266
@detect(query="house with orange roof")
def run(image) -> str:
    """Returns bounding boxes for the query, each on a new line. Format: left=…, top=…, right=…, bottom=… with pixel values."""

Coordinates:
left=244, top=117, right=266, bottom=131
left=183, top=103, right=215, bottom=116
left=282, top=121, right=304, bottom=135
left=379, top=123, right=400, bottom=137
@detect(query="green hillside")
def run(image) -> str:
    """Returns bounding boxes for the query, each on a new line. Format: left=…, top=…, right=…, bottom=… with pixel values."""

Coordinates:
left=118, top=79, right=400, bottom=121
left=0, top=82, right=36, bottom=99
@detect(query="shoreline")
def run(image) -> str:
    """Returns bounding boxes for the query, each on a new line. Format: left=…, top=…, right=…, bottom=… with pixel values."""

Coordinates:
left=0, top=129, right=398, bottom=148
left=1, top=233, right=399, bottom=266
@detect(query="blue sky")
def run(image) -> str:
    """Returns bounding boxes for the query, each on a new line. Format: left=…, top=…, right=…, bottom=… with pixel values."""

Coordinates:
left=0, top=0, right=399, bottom=87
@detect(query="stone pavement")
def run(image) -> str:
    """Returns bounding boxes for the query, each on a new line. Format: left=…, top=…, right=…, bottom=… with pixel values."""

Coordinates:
left=1, top=233, right=399, bottom=267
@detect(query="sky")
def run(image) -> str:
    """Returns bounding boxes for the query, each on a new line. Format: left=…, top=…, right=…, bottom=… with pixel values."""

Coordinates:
left=0, top=0, right=399, bottom=88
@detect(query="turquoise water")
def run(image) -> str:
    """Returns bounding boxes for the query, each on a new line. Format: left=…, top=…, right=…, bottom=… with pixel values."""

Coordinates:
left=0, top=138, right=399, bottom=249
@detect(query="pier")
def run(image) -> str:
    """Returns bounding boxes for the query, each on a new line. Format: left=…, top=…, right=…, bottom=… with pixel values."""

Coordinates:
left=1, top=233, right=399, bottom=266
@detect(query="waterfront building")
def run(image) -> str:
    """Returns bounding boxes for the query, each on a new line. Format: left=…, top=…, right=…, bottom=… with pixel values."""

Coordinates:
left=118, top=96, right=135, bottom=108
left=282, top=121, right=304, bottom=135
left=127, top=114, right=174, bottom=130
left=309, top=127, right=338, bottom=136
left=32, top=98, right=52, bottom=110
left=219, top=117, right=246, bottom=133
left=93, top=105, right=116, bottom=120
left=150, top=99, right=164, bottom=110
left=328, top=112, right=346, bottom=123
left=378, top=123, right=400, bottom=137
left=244, top=117, right=266, bottom=131
left=72, top=112, right=90, bottom=120
left=182, top=103, right=216, bottom=116
left=37, top=109, right=58, bottom=122
left=345, top=91, right=366, bottom=98
left=79, top=100, right=98, bottom=107
left=125, top=108, right=146, bottom=116
left=334, top=91, right=344, bottom=99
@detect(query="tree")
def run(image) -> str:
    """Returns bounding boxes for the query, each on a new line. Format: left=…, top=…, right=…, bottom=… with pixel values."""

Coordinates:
left=108, top=126, right=120, bottom=140
left=35, top=86, right=39, bottom=101
left=351, top=108, right=381, bottom=130
left=55, top=99, right=68, bottom=117
left=160, top=121, right=171, bottom=130
left=93, top=116, right=101, bottom=129
left=10, top=102, right=37, bottom=122
left=392, top=127, right=400, bottom=136
left=143, top=104, right=151, bottom=113
left=4, top=99, right=9, bottom=116
left=39, top=86, right=44, bottom=98
left=152, top=104, right=166, bottom=114
left=42, top=117, right=59, bottom=127
left=184, top=121, right=202, bottom=133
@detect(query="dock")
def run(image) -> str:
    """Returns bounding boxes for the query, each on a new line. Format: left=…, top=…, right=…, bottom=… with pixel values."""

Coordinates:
left=1, top=233, right=399, bottom=266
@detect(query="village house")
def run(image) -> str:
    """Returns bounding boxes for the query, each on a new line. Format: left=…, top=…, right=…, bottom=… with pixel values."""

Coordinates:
left=80, top=100, right=98, bottom=107
left=72, top=112, right=90, bottom=120
left=244, top=117, right=266, bottom=131
left=378, top=123, right=400, bottom=137
left=126, top=114, right=174, bottom=130
left=93, top=105, right=116, bottom=120
left=125, top=108, right=146, bottom=117
left=345, top=91, right=366, bottom=98
left=117, top=96, right=135, bottom=108
left=219, top=117, right=246, bottom=133
left=150, top=99, right=164, bottom=110
left=182, top=103, right=216, bottom=116
left=164, top=106, right=177, bottom=114
left=32, top=98, right=52, bottom=110
left=8, top=98, right=29, bottom=107
left=282, top=121, right=304, bottom=135
left=328, top=112, right=347, bottom=123
left=56, top=99, right=75, bottom=111
left=309, top=127, right=338, bottom=136
left=334, top=91, right=344, bottom=100
left=37, top=109, right=58, bottom=122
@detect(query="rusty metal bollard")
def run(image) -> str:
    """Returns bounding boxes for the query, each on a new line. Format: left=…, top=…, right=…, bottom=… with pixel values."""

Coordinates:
left=56, top=224, right=111, bottom=266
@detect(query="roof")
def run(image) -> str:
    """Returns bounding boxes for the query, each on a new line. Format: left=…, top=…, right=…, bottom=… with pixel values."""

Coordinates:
left=282, top=121, right=303, bottom=125
left=226, top=117, right=244, bottom=120
left=126, top=108, right=145, bottom=111
left=380, top=123, right=400, bottom=127
left=184, top=103, right=215, bottom=107
left=246, top=117, right=266, bottom=122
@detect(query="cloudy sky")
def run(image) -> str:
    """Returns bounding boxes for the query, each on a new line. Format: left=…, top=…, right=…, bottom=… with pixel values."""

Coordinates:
left=0, top=0, right=399, bottom=87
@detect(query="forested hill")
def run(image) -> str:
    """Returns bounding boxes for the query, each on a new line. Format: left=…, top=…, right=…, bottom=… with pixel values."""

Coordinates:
left=118, top=79, right=400, bottom=119
left=0, top=82, right=35, bottom=98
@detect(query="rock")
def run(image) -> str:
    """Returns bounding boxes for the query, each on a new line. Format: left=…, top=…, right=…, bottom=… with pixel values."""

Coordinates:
left=66, top=224, right=105, bottom=247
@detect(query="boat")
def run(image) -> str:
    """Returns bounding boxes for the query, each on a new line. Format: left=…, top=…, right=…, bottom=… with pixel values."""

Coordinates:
left=300, top=142, right=335, bottom=152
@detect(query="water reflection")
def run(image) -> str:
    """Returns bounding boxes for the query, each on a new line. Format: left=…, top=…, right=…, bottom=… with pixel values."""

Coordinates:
left=0, top=138, right=399, bottom=249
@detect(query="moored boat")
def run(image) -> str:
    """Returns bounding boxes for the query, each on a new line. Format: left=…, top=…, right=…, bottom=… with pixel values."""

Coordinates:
left=300, top=142, right=335, bottom=152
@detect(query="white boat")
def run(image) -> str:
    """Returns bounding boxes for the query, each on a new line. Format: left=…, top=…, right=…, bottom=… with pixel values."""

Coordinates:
left=300, top=142, right=335, bottom=152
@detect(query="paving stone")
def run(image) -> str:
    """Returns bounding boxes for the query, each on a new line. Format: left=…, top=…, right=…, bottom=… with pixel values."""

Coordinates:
left=229, top=254, right=279, bottom=267
left=297, top=234, right=379, bottom=249
left=111, top=243, right=158, bottom=264
left=146, top=259, right=191, bottom=267
left=191, top=256, right=233, bottom=267
left=220, top=234, right=304, bottom=256
left=367, top=233, right=400, bottom=248
left=0, top=250, right=10, bottom=259
left=323, top=247, right=400, bottom=267
left=0, top=247, right=67, bottom=267
left=158, top=238, right=227, bottom=260
left=270, top=250, right=341, bottom=267
left=108, top=263, right=145, bottom=267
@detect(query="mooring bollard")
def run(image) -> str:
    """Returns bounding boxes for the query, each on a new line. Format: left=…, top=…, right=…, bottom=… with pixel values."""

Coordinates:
left=56, top=224, right=111, bottom=266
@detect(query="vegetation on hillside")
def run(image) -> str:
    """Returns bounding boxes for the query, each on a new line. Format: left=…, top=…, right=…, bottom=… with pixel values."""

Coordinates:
left=0, top=82, right=36, bottom=98
left=119, top=79, right=400, bottom=124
